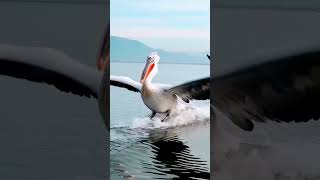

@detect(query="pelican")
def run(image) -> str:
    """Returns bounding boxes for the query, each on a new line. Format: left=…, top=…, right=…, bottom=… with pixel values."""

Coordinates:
left=110, top=52, right=210, bottom=121
left=0, top=28, right=110, bottom=128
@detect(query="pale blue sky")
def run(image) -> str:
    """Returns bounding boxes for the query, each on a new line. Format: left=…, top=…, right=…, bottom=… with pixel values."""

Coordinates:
left=111, top=0, right=210, bottom=53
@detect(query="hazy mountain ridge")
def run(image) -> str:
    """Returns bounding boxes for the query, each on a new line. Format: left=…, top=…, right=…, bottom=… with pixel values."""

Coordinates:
left=111, top=36, right=209, bottom=64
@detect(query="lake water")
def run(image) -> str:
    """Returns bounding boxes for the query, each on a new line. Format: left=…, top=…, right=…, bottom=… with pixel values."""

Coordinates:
left=110, top=62, right=210, bottom=179
left=0, top=74, right=107, bottom=179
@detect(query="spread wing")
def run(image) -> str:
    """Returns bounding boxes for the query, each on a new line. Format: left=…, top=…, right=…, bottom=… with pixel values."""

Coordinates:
left=110, top=75, right=141, bottom=92
left=165, top=77, right=210, bottom=103
left=214, top=50, right=320, bottom=131
left=0, top=44, right=102, bottom=98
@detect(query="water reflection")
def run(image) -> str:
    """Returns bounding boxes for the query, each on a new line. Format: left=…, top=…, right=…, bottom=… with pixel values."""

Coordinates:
left=145, top=129, right=210, bottom=179
left=111, top=124, right=210, bottom=180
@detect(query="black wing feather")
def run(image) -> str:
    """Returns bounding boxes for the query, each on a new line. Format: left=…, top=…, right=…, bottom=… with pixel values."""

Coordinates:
left=214, top=50, right=320, bottom=131
left=165, top=77, right=210, bottom=101
left=110, top=80, right=140, bottom=92
left=0, top=59, right=98, bottom=98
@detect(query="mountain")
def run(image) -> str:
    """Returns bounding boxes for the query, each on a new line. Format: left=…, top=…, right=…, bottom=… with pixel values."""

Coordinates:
left=110, top=36, right=209, bottom=64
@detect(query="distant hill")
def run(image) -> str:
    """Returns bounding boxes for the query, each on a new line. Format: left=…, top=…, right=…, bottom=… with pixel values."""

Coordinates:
left=110, top=36, right=209, bottom=64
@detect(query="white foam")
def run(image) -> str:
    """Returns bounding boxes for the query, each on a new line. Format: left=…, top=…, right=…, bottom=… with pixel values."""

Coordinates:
left=131, top=103, right=209, bottom=129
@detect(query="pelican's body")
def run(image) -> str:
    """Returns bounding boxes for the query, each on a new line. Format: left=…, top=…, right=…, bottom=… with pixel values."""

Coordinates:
left=141, top=82, right=177, bottom=114
left=140, top=53, right=177, bottom=117
left=110, top=52, right=210, bottom=120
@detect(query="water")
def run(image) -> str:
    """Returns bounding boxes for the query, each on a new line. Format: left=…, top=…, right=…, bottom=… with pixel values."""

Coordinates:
left=110, top=62, right=210, bottom=179
left=0, top=76, right=107, bottom=179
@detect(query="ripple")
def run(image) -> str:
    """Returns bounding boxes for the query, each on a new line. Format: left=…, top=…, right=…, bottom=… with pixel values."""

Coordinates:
left=110, top=124, right=210, bottom=179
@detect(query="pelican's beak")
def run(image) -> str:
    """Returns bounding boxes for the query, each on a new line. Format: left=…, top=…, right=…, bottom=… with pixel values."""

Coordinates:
left=140, top=60, right=155, bottom=83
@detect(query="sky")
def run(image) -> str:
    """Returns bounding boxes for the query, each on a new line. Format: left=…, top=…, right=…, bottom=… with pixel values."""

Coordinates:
left=111, top=0, right=210, bottom=53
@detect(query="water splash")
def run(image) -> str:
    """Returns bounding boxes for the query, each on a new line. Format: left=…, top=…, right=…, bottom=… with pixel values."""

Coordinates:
left=132, top=103, right=210, bottom=129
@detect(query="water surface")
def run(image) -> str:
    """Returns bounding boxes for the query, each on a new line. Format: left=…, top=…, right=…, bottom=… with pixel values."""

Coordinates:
left=110, top=62, right=210, bottom=179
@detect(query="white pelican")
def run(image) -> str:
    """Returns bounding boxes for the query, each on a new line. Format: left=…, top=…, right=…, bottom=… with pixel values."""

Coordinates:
left=110, top=52, right=210, bottom=121
left=0, top=28, right=110, bottom=128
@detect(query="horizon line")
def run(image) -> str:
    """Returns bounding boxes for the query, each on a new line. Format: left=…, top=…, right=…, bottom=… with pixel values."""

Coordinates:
left=110, top=35, right=210, bottom=54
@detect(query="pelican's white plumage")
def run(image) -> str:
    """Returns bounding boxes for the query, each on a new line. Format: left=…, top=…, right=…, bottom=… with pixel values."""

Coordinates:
left=110, top=52, right=210, bottom=119
left=110, top=75, right=173, bottom=92
left=110, top=75, right=142, bottom=92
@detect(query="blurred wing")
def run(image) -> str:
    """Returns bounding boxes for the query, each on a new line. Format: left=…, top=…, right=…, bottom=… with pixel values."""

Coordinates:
left=0, top=44, right=102, bottom=98
left=214, top=50, right=320, bottom=131
left=165, top=77, right=210, bottom=103
left=110, top=75, right=141, bottom=92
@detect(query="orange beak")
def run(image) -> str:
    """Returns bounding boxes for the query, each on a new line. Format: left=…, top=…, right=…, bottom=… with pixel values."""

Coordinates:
left=140, top=62, right=155, bottom=83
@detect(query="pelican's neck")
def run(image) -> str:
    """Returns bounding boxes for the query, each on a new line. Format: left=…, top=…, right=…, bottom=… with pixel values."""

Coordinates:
left=143, top=64, right=158, bottom=87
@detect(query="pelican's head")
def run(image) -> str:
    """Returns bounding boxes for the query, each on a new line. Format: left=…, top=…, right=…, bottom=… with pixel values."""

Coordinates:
left=140, top=52, right=160, bottom=83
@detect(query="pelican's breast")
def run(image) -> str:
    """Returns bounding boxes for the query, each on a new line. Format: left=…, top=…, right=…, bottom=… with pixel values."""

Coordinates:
left=141, top=84, right=174, bottom=113
left=141, top=84, right=153, bottom=97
